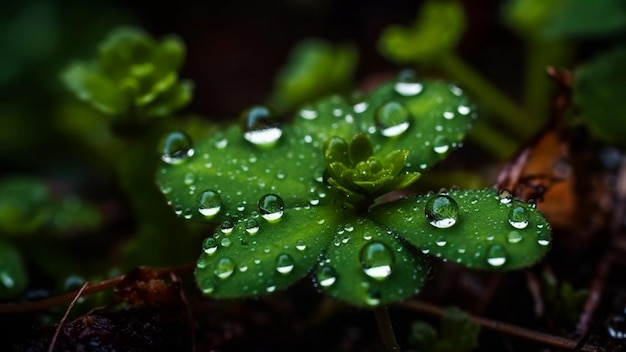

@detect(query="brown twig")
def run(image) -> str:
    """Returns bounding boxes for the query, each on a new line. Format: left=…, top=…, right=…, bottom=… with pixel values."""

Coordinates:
left=170, top=271, right=197, bottom=352
left=401, top=299, right=605, bottom=352
left=48, top=282, right=89, bottom=352
left=524, top=270, right=544, bottom=317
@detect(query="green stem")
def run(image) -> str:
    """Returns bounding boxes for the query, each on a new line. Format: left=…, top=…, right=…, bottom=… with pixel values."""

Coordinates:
left=467, top=121, right=518, bottom=160
left=374, top=306, right=401, bottom=352
left=437, top=52, right=534, bottom=140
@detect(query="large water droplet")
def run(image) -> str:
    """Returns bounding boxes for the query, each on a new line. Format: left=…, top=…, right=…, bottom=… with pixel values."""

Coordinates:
left=425, top=194, right=459, bottom=228
left=258, top=194, right=284, bottom=222
left=198, top=190, right=222, bottom=218
left=159, top=131, right=194, bottom=164
left=508, top=203, right=529, bottom=229
left=215, top=257, right=235, bottom=279
left=394, top=70, right=423, bottom=96
left=375, top=101, right=411, bottom=137
left=202, top=237, right=219, bottom=255
left=433, top=135, right=450, bottom=154
left=486, top=244, right=507, bottom=267
left=242, top=105, right=282, bottom=146
left=316, top=266, right=337, bottom=287
left=275, top=253, right=295, bottom=274
left=360, top=241, right=394, bottom=280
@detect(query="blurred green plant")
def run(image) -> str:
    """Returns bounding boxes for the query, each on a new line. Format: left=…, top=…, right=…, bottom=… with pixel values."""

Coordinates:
left=408, top=307, right=480, bottom=352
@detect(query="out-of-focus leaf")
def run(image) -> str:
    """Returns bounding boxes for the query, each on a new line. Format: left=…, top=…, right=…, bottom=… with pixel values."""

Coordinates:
left=502, top=0, right=569, bottom=38
left=0, top=177, right=51, bottom=236
left=0, top=241, right=28, bottom=299
left=408, top=307, right=480, bottom=352
left=545, top=0, right=626, bottom=38
left=574, top=47, right=626, bottom=148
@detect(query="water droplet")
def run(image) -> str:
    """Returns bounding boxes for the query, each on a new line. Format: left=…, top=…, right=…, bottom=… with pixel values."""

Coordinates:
left=215, top=258, right=235, bottom=279
left=220, top=237, right=232, bottom=247
left=457, top=105, right=471, bottom=115
left=498, top=189, right=512, bottom=204
left=443, top=111, right=455, bottom=120
left=508, top=203, right=529, bottom=229
left=295, top=239, right=307, bottom=251
left=159, top=131, right=195, bottom=164
left=316, top=266, right=337, bottom=287
left=394, top=70, right=423, bottom=96
left=220, top=220, right=234, bottom=234
left=365, top=288, right=382, bottom=306
left=200, top=278, right=215, bottom=294
left=507, top=231, right=523, bottom=243
left=433, top=135, right=450, bottom=154
left=184, top=172, right=195, bottom=185
left=258, top=194, right=284, bottom=222
left=375, top=101, right=411, bottom=137
left=183, top=208, right=193, bottom=219
left=607, top=314, right=626, bottom=339
left=242, top=105, right=282, bottom=146
left=245, top=219, right=259, bottom=234
left=174, top=205, right=183, bottom=216
left=299, top=104, right=318, bottom=120
left=275, top=253, right=295, bottom=274
left=202, top=237, right=219, bottom=255
left=198, top=190, right=222, bottom=218
left=486, top=244, right=507, bottom=267
left=537, top=232, right=550, bottom=246
left=425, top=194, right=459, bottom=228
left=360, top=241, right=394, bottom=280
left=435, top=236, right=447, bottom=246
left=266, top=285, right=276, bottom=293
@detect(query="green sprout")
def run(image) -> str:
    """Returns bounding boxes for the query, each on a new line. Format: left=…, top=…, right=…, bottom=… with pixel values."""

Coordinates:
left=155, top=71, right=552, bottom=307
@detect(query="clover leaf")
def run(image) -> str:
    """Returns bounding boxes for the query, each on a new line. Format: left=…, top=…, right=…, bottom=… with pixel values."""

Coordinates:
left=155, top=71, right=550, bottom=307
left=62, top=26, right=192, bottom=123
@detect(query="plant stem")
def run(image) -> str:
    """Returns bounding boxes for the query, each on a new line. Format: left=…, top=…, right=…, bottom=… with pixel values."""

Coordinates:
left=374, top=306, right=401, bottom=352
left=467, top=121, right=518, bottom=160
left=437, top=52, right=535, bottom=140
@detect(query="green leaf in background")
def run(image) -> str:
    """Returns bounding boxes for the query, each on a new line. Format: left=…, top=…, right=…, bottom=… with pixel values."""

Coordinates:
left=574, top=47, right=626, bottom=148
left=545, top=0, right=626, bottom=39
left=0, top=177, right=51, bottom=236
left=502, top=0, right=569, bottom=38
left=271, top=39, right=357, bottom=111
left=408, top=307, right=480, bottom=352
left=62, top=26, right=192, bottom=122
left=0, top=241, right=28, bottom=299
left=378, top=0, right=465, bottom=64
left=369, top=188, right=551, bottom=270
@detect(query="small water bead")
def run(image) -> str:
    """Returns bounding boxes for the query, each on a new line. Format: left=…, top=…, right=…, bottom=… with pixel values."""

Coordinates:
left=508, top=203, right=530, bottom=229
left=200, top=278, right=215, bottom=294
left=607, top=314, right=626, bottom=339
left=245, top=219, right=260, bottom=234
left=360, top=241, right=394, bottom=280
left=365, top=288, right=382, bottom=306
left=498, top=189, right=513, bottom=204
left=258, top=194, right=285, bottom=222
left=443, top=111, right=455, bottom=120
left=486, top=244, right=507, bottom=267
left=457, top=105, right=471, bottom=115
left=275, top=253, right=295, bottom=274
left=198, top=190, right=222, bottom=218
left=394, top=70, right=423, bottom=96
left=215, top=258, right=235, bottom=279
left=299, top=104, right=318, bottom=120
left=220, top=220, right=234, bottom=234
left=242, top=105, right=282, bottom=146
left=507, top=231, right=523, bottom=244
left=266, top=285, right=276, bottom=293
left=220, top=237, right=232, bottom=247
left=316, top=266, right=337, bottom=287
left=537, top=232, right=550, bottom=246
left=375, top=101, right=411, bottom=137
left=433, top=135, right=450, bottom=154
left=296, top=239, right=307, bottom=251
left=174, top=205, right=183, bottom=216
left=159, top=131, right=195, bottom=164
left=202, top=238, right=218, bottom=255
left=435, top=236, right=447, bottom=246
left=183, top=208, right=193, bottom=219
left=425, top=194, right=459, bottom=229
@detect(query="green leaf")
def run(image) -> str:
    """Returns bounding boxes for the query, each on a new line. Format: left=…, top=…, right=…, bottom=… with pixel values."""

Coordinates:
left=61, top=63, right=126, bottom=116
left=574, top=47, right=626, bottom=148
left=409, top=307, right=480, bottom=352
left=0, top=177, right=51, bottom=236
left=314, top=217, right=429, bottom=307
left=271, top=38, right=357, bottom=111
left=545, top=0, right=626, bottom=39
left=369, top=188, right=551, bottom=270
left=502, top=0, right=569, bottom=38
left=195, top=205, right=340, bottom=298
left=0, top=241, right=28, bottom=299
left=378, top=0, right=465, bottom=64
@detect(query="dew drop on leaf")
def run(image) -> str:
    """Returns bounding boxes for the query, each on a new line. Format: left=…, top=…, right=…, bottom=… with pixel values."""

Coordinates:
left=498, top=189, right=512, bottom=204
left=537, top=232, right=551, bottom=246
left=258, top=194, right=285, bottom=222
left=506, top=231, right=522, bottom=244
left=202, top=237, right=218, bottom=255
left=316, top=265, right=337, bottom=287
left=360, top=241, right=394, bottom=280
left=245, top=218, right=260, bottom=234
left=215, top=257, right=235, bottom=279
left=486, top=244, right=507, bottom=267
left=375, top=101, right=411, bottom=137
left=200, top=278, right=215, bottom=294
left=197, top=190, right=222, bottom=218
left=275, top=253, right=295, bottom=274
left=299, top=104, right=319, bottom=120
left=159, top=131, right=194, bottom=164
left=220, top=220, right=234, bottom=234
left=424, top=194, right=459, bottom=228
left=508, top=203, right=529, bottom=229
left=365, top=288, right=382, bottom=306
left=242, top=105, right=282, bottom=146
left=433, top=135, right=450, bottom=154
left=296, top=239, right=307, bottom=251
left=394, top=70, right=423, bottom=96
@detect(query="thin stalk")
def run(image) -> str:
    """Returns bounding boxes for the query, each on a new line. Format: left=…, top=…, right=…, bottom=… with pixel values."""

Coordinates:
left=437, top=52, right=535, bottom=140
left=374, top=306, right=401, bottom=352
left=467, top=121, right=518, bottom=160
